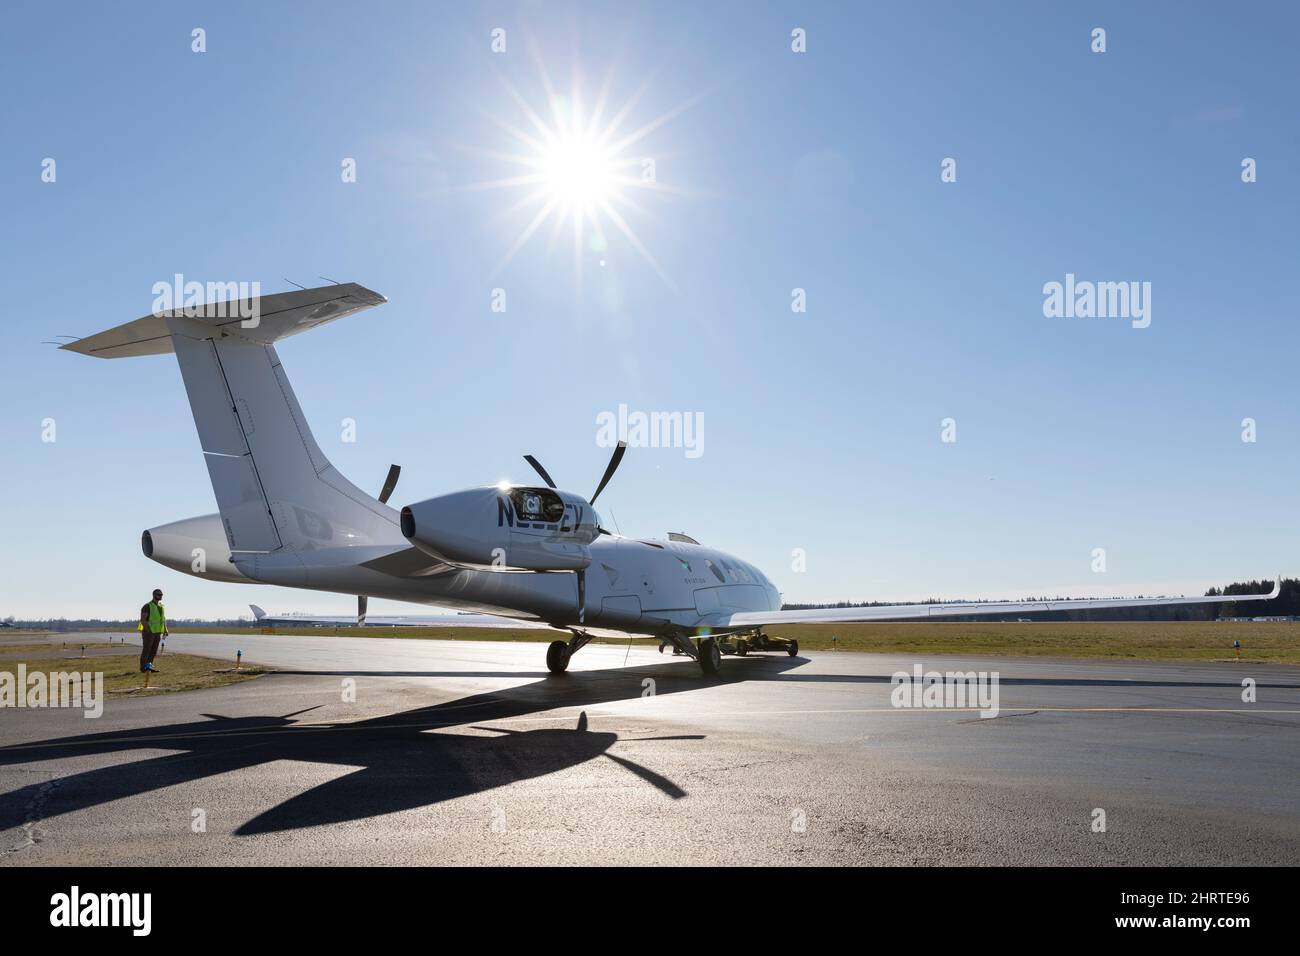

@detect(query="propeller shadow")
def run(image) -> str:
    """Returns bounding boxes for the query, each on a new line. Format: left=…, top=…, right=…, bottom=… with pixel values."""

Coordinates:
left=0, top=653, right=786, bottom=837
left=5, top=649, right=1269, bottom=839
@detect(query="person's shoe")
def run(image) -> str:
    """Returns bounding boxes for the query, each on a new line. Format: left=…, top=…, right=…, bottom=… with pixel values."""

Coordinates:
left=144, top=663, right=158, bottom=673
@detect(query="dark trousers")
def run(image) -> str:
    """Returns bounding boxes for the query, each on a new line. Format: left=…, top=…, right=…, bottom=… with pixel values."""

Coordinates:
left=140, top=630, right=162, bottom=672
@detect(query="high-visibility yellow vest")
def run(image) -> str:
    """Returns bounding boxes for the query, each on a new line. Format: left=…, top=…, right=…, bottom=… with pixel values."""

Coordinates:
left=138, top=601, right=166, bottom=634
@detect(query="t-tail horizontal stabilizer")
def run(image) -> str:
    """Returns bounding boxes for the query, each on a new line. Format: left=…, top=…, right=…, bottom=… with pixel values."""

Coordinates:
left=60, top=283, right=386, bottom=359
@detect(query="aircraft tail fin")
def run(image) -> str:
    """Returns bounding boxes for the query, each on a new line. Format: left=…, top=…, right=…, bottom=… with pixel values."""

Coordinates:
left=250, top=604, right=267, bottom=621
left=66, top=283, right=400, bottom=557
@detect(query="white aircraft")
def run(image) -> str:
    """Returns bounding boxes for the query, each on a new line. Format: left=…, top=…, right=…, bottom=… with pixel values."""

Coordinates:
left=64, top=283, right=1279, bottom=675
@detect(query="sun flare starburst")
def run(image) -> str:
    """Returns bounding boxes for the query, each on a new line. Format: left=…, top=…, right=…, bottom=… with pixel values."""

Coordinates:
left=459, top=59, right=698, bottom=290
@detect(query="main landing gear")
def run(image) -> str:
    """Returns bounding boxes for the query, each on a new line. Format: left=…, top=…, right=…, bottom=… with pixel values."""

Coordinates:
left=661, top=631, right=801, bottom=676
left=657, top=632, right=721, bottom=676
left=548, top=629, right=798, bottom=678
left=697, top=637, right=722, bottom=676
left=718, top=631, right=799, bottom=659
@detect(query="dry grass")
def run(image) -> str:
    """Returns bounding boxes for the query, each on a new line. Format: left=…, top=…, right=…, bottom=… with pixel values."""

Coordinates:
left=0, top=642, right=84, bottom=657
left=170, top=625, right=581, bottom=643
left=0, top=650, right=269, bottom=697
left=771, top=620, right=1300, bottom=663
left=69, top=620, right=1300, bottom=664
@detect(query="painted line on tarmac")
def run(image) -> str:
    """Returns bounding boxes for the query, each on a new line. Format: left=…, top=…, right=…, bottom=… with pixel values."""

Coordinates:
left=3, top=706, right=1299, bottom=753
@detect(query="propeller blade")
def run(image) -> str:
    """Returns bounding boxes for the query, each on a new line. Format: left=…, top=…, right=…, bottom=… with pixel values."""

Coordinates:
left=589, top=441, right=627, bottom=505
left=279, top=705, right=324, bottom=720
left=601, top=752, right=687, bottom=800
left=523, top=455, right=557, bottom=489
left=377, top=464, right=401, bottom=504
left=357, top=595, right=367, bottom=626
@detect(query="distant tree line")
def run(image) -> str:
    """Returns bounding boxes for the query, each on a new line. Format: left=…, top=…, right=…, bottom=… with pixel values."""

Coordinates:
left=783, top=578, right=1300, bottom=621
left=2, top=616, right=251, bottom=631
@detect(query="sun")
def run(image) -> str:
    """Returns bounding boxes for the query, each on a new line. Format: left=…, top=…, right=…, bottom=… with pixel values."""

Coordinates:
left=458, top=60, right=700, bottom=288
left=538, top=132, right=616, bottom=210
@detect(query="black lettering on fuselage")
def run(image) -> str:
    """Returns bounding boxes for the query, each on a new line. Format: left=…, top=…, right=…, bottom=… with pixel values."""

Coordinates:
left=559, top=502, right=585, bottom=534
left=497, top=496, right=514, bottom=528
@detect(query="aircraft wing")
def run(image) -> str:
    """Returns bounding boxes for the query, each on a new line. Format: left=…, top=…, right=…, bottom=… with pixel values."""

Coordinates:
left=248, top=604, right=546, bottom=628
left=708, top=578, right=1281, bottom=628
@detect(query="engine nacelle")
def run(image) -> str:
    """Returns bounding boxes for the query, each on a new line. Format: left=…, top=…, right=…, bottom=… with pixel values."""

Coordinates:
left=400, top=485, right=599, bottom=571
left=142, top=513, right=251, bottom=584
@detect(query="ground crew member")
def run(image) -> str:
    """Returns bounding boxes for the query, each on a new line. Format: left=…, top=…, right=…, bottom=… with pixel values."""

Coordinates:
left=138, top=588, right=167, bottom=673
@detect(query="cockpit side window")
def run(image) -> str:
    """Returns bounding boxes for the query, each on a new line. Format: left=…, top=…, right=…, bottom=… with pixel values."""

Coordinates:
left=510, top=487, right=565, bottom=523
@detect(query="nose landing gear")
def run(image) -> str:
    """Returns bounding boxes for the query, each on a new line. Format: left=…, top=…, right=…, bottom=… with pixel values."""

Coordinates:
left=545, top=640, right=570, bottom=674
left=546, top=628, right=594, bottom=675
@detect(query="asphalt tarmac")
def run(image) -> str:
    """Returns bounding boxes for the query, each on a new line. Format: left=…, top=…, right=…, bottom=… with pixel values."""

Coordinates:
left=2, top=632, right=1297, bottom=865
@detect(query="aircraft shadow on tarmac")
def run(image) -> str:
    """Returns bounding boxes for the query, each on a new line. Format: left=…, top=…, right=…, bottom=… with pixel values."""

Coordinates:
left=0, top=654, right=804, bottom=836
left=2, top=652, right=1295, bottom=836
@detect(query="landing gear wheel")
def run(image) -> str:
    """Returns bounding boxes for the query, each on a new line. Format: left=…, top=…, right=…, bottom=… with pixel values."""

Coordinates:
left=546, top=640, right=571, bottom=674
left=735, top=640, right=748, bottom=657
left=658, top=643, right=666, bottom=654
left=699, top=637, right=722, bottom=676
left=786, top=639, right=799, bottom=658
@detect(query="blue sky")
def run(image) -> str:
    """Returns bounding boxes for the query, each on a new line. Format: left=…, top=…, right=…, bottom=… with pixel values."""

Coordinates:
left=2, top=1, right=1296, bottom=618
